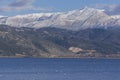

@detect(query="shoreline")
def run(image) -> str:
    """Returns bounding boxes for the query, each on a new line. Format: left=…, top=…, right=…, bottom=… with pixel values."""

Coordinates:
left=0, top=56, right=120, bottom=59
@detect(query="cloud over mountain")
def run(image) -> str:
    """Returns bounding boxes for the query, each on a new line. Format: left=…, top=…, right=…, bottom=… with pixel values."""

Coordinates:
left=9, top=0, right=34, bottom=7
left=106, top=4, right=120, bottom=15
left=93, top=4, right=120, bottom=15
left=0, top=0, right=50, bottom=12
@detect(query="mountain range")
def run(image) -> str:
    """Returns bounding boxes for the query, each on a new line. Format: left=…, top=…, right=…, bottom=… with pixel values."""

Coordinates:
left=0, top=7, right=120, bottom=30
left=0, top=7, right=120, bottom=58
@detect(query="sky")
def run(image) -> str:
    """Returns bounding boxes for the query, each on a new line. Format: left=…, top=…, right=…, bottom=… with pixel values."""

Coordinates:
left=0, top=0, right=120, bottom=16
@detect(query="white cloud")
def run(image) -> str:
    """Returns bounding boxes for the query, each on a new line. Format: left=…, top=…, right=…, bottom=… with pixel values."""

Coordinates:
left=0, top=0, right=51, bottom=12
left=9, top=0, right=34, bottom=7
left=93, top=4, right=120, bottom=15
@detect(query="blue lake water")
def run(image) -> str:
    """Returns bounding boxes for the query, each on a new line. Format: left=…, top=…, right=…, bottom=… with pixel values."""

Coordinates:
left=0, top=58, right=120, bottom=80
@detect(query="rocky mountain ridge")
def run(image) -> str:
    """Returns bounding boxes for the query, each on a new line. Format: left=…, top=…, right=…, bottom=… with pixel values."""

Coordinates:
left=0, top=25, right=120, bottom=58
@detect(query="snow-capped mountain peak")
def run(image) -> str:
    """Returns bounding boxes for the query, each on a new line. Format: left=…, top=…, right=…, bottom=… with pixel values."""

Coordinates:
left=0, top=7, right=120, bottom=30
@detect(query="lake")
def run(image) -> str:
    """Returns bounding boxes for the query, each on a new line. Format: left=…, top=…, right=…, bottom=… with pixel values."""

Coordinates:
left=0, top=58, right=120, bottom=80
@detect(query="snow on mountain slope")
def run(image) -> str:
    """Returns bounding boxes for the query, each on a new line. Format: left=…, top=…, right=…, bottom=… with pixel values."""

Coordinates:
left=0, top=7, right=120, bottom=30
left=0, top=15, right=5, bottom=18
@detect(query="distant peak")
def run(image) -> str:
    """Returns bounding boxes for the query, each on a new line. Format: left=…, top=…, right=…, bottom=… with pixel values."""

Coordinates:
left=81, top=7, right=105, bottom=12
left=83, top=6, right=92, bottom=9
